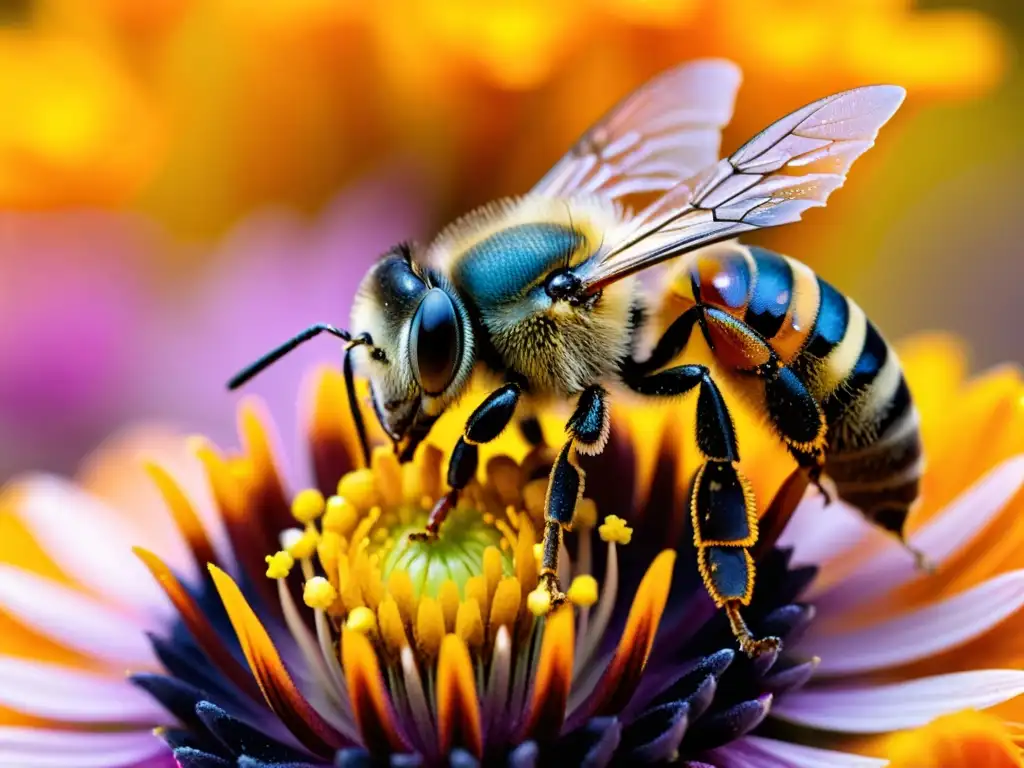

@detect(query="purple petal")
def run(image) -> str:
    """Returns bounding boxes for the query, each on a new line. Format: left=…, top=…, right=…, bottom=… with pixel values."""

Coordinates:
left=710, top=735, right=887, bottom=767
left=810, top=455, right=1024, bottom=610
left=0, top=728, right=169, bottom=768
left=0, top=658, right=171, bottom=724
left=0, top=565, right=157, bottom=667
left=10, top=475, right=186, bottom=613
left=804, top=569, right=1024, bottom=676
left=773, top=670, right=1024, bottom=733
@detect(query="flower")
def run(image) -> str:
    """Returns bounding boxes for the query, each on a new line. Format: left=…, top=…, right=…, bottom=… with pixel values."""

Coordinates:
left=2, top=0, right=1008, bottom=236
left=1, top=334, right=1023, bottom=766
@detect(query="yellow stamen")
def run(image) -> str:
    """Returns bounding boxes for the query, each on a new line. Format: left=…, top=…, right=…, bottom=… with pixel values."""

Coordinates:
left=322, top=495, right=359, bottom=536
left=598, top=515, right=633, bottom=545
left=264, top=551, right=294, bottom=580
left=567, top=575, right=599, bottom=607
left=527, top=586, right=552, bottom=617
left=455, top=598, right=484, bottom=651
left=291, top=488, right=326, bottom=524
left=303, top=576, right=338, bottom=611
left=372, top=448, right=404, bottom=507
left=489, top=577, right=522, bottom=640
left=387, top=569, right=416, bottom=626
left=415, top=597, right=445, bottom=659
left=284, top=526, right=319, bottom=560
left=337, top=468, right=380, bottom=510
left=532, top=543, right=544, bottom=566
left=338, top=557, right=365, bottom=612
left=350, top=506, right=382, bottom=559
left=377, top=595, right=408, bottom=655
left=515, top=518, right=538, bottom=595
left=574, top=498, right=598, bottom=529
left=317, top=531, right=342, bottom=585
left=439, top=579, right=461, bottom=632
left=483, top=546, right=503, bottom=607
left=465, top=575, right=488, bottom=617
left=346, top=605, right=377, bottom=634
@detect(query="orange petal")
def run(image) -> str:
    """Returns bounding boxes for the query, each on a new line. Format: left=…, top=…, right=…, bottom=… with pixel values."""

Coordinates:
left=436, top=633, right=483, bottom=759
left=134, top=548, right=262, bottom=702
left=237, top=398, right=293, bottom=543
left=209, top=564, right=344, bottom=756
left=520, top=604, right=574, bottom=742
left=192, top=437, right=278, bottom=611
left=305, top=366, right=367, bottom=493
left=880, top=710, right=1023, bottom=767
left=144, top=462, right=218, bottom=570
left=341, top=628, right=410, bottom=754
left=584, top=550, right=676, bottom=718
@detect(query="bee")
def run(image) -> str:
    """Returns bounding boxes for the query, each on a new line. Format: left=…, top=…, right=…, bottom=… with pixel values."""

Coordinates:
left=229, top=60, right=922, bottom=656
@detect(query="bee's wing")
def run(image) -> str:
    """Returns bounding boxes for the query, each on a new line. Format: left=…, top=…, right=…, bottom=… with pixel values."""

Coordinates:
left=577, top=85, right=906, bottom=292
left=531, top=60, right=742, bottom=201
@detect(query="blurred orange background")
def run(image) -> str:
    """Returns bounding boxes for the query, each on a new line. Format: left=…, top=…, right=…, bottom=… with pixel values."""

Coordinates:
left=0, top=0, right=1020, bottom=480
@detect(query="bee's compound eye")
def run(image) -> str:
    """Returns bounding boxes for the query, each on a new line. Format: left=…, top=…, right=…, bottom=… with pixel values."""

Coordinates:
left=409, top=288, right=461, bottom=396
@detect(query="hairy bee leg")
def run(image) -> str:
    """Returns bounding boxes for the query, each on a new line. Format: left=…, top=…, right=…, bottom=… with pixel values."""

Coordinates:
left=624, top=364, right=778, bottom=656
left=408, top=383, right=522, bottom=542
left=540, top=386, right=609, bottom=607
left=630, top=305, right=702, bottom=375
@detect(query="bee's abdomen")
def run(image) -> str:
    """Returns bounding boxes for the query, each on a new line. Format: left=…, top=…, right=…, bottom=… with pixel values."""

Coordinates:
left=791, top=277, right=924, bottom=532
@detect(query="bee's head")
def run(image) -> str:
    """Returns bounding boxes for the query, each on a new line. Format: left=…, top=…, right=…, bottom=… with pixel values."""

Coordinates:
left=351, top=245, right=475, bottom=446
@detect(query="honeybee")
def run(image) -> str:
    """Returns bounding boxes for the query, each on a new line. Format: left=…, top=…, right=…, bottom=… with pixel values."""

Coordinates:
left=230, top=60, right=922, bottom=656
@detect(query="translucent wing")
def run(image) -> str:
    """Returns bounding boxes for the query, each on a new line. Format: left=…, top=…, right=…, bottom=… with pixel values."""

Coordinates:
left=578, top=85, right=907, bottom=291
left=532, top=59, right=742, bottom=201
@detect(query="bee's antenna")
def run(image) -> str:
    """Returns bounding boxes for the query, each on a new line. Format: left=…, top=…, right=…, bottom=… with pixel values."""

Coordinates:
left=227, top=323, right=373, bottom=468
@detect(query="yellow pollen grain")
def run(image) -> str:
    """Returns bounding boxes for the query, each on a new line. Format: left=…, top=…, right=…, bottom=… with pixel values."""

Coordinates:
left=482, top=513, right=496, bottom=526
left=372, top=447, right=404, bottom=507
left=377, top=595, right=409, bottom=655
left=291, top=488, right=326, bottom=524
left=337, top=468, right=380, bottom=511
left=387, top=569, right=416, bottom=625
left=438, top=579, right=461, bottom=632
left=489, top=577, right=522, bottom=640
left=323, top=495, right=359, bottom=536
left=465, top=575, right=488, bottom=617
left=455, top=599, right=484, bottom=651
left=303, top=577, right=338, bottom=611
left=567, top=575, right=599, bottom=607
left=415, top=597, right=445, bottom=659
left=346, top=605, right=377, bottom=634
left=264, top=551, right=294, bottom=580
left=574, top=498, right=598, bottom=529
left=599, top=515, right=633, bottom=545
left=483, top=546, right=503, bottom=606
left=284, top=525, right=319, bottom=560
left=527, top=586, right=552, bottom=617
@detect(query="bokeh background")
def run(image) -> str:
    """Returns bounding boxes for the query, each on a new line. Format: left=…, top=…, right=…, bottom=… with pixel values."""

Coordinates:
left=0, top=0, right=1020, bottom=482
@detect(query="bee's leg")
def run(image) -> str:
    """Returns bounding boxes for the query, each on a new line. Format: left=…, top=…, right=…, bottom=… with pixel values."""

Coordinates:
left=624, top=364, right=779, bottom=656
left=408, top=383, right=522, bottom=542
left=539, top=386, right=609, bottom=606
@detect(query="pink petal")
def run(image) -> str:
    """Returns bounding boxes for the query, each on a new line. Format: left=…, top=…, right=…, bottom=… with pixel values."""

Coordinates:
left=804, top=570, right=1024, bottom=676
left=0, top=728, right=169, bottom=768
left=779, top=495, right=877, bottom=569
left=773, top=670, right=1024, bottom=733
left=0, top=565, right=156, bottom=668
left=10, top=476, right=180, bottom=617
left=711, top=736, right=887, bottom=767
left=0, top=658, right=170, bottom=724
left=810, top=455, right=1024, bottom=610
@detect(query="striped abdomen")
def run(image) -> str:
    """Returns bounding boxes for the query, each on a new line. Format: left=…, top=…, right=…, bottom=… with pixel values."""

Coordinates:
left=671, top=243, right=923, bottom=535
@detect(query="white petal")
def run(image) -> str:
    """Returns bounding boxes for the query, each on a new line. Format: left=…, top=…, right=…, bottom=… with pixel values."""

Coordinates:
left=0, top=565, right=156, bottom=668
left=773, top=670, right=1024, bottom=733
left=712, top=736, right=887, bottom=767
left=779, top=495, right=875, bottom=569
left=811, top=456, right=1024, bottom=610
left=0, top=657, right=170, bottom=724
left=805, top=570, right=1024, bottom=676
left=0, top=728, right=169, bottom=768
left=10, top=475, right=176, bottom=617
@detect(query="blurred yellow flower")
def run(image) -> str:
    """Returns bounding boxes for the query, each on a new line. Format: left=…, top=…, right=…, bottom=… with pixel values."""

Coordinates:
left=0, top=0, right=1008, bottom=237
